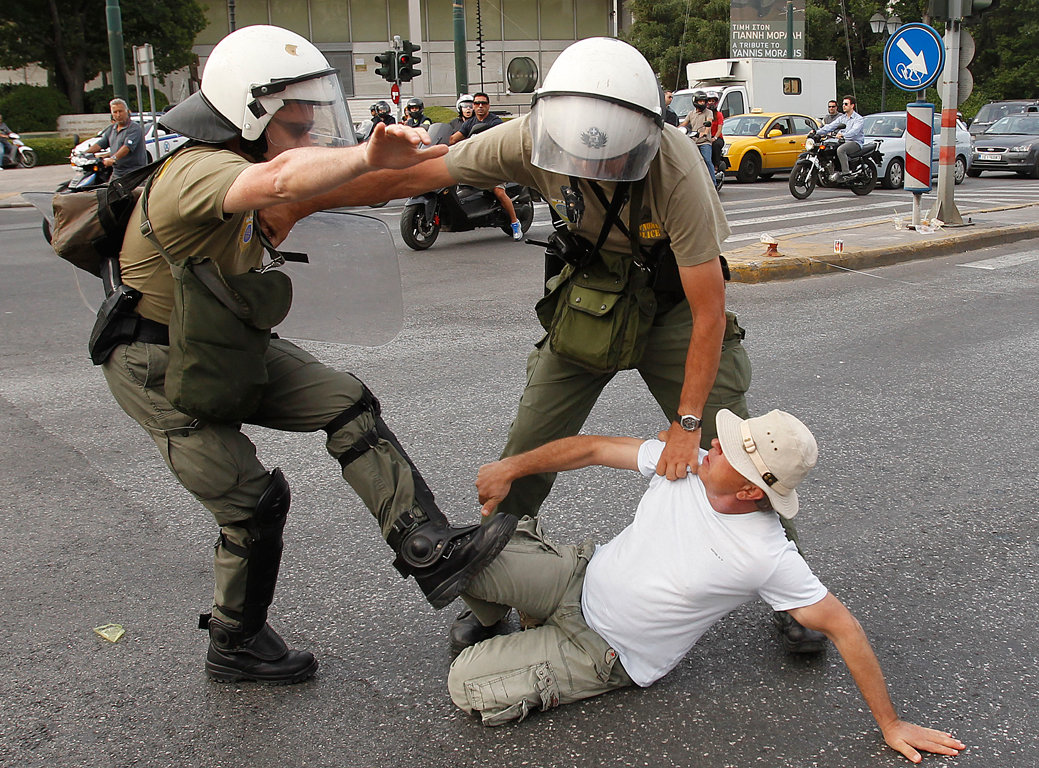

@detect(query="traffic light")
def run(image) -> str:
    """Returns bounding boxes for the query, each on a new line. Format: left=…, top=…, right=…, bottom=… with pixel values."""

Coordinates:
left=397, top=40, right=422, bottom=83
left=374, top=50, right=396, bottom=82
left=965, top=0, right=995, bottom=20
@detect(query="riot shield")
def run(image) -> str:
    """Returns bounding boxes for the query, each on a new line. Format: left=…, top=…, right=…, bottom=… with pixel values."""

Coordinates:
left=273, top=210, right=403, bottom=346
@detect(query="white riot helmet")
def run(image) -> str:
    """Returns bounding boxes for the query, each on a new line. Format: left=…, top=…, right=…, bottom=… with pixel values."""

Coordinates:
left=529, top=37, right=664, bottom=182
left=161, top=25, right=355, bottom=147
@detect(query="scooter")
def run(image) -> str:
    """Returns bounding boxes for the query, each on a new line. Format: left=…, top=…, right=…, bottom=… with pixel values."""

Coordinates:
left=399, top=123, right=535, bottom=250
left=788, top=127, right=884, bottom=200
left=1, top=133, right=38, bottom=168
left=65, top=149, right=113, bottom=190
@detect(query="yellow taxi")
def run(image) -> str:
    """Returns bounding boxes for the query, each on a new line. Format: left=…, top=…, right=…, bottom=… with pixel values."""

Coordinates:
left=722, top=111, right=821, bottom=182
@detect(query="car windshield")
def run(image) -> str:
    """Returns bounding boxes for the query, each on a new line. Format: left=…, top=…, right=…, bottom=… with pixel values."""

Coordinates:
left=671, top=92, right=694, bottom=119
left=725, top=115, right=768, bottom=136
left=974, top=102, right=1029, bottom=124
left=863, top=114, right=906, bottom=137
left=986, top=115, right=1039, bottom=134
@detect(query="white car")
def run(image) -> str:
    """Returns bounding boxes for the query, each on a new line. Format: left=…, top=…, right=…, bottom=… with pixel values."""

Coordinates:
left=74, top=113, right=189, bottom=162
left=862, top=111, right=973, bottom=188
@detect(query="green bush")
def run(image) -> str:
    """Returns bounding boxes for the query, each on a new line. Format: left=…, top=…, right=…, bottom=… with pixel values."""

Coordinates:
left=85, top=85, right=169, bottom=114
left=29, top=137, right=77, bottom=166
left=0, top=85, right=73, bottom=132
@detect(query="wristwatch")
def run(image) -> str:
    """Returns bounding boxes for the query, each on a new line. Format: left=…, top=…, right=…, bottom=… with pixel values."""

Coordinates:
left=678, top=414, right=702, bottom=432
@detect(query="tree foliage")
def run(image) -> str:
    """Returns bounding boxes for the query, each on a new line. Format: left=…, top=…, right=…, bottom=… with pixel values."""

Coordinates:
left=624, top=0, right=1034, bottom=117
left=0, top=0, right=207, bottom=113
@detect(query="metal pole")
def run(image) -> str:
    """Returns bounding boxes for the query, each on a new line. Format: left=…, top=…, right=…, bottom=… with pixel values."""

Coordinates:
left=786, top=1, right=794, bottom=59
left=929, top=16, right=963, bottom=225
left=105, top=0, right=128, bottom=101
left=880, top=37, right=887, bottom=112
left=453, top=0, right=469, bottom=96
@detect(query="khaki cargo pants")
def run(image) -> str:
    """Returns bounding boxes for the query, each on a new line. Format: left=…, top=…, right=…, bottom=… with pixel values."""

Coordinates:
left=102, top=336, right=424, bottom=628
left=448, top=517, right=633, bottom=725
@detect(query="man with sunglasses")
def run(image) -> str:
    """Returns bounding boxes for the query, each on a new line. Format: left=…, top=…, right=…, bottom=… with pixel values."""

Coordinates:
left=448, top=92, right=523, bottom=240
left=816, top=95, right=865, bottom=180
left=821, top=99, right=841, bottom=126
left=97, top=25, right=516, bottom=686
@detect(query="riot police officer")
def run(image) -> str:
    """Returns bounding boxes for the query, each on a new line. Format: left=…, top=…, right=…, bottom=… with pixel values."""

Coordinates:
left=103, top=25, right=515, bottom=685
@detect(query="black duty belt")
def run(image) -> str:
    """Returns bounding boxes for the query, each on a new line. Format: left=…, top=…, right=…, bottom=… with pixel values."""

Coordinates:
left=135, top=317, right=169, bottom=346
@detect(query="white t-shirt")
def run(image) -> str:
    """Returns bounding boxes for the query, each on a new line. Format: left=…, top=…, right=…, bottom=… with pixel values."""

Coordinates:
left=581, top=440, right=828, bottom=687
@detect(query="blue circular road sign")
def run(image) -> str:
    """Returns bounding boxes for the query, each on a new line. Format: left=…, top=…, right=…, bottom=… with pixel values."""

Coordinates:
left=884, top=23, right=945, bottom=92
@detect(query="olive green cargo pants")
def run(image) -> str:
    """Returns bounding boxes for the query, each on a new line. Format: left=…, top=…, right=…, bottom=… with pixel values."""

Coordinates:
left=496, top=304, right=752, bottom=518
left=102, top=337, right=425, bottom=629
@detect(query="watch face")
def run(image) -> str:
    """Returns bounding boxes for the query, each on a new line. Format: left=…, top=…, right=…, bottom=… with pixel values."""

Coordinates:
left=681, top=415, right=701, bottom=431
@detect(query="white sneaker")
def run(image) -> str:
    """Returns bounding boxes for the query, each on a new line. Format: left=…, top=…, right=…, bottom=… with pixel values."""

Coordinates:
left=511, top=221, right=522, bottom=241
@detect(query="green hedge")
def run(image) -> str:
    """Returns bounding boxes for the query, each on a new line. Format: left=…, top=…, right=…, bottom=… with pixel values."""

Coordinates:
left=30, top=137, right=77, bottom=166
left=85, top=85, right=169, bottom=114
left=0, top=85, right=73, bottom=132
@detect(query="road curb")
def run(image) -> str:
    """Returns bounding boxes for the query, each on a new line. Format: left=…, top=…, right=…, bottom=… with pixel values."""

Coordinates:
left=726, top=215, right=1039, bottom=283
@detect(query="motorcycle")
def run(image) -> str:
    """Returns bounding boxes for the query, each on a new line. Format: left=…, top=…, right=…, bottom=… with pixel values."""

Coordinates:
left=788, top=127, right=883, bottom=200
left=1, top=132, right=38, bottom=168
left=399, top=123, right=535, bottom=251
left=65, top=150, right=113, bottom=190
left=683, top=125, right=725, bottom=191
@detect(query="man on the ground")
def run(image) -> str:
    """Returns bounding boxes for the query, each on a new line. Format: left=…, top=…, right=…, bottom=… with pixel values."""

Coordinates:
left=446, top=410, right=965, bottom=766
left=85, top=98, right=149, bottom=179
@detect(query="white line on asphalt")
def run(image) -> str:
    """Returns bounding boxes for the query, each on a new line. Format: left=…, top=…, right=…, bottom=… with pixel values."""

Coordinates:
left=725, top=200, right=901, bottom=231
left=958, top=251, right=1039, bottom=270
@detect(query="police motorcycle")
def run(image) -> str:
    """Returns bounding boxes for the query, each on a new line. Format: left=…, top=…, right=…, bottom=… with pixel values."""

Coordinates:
left=788, top=125, right=883, bottom=199
left=399, top=123, right=535, bottom=250
left=1, top=133, right=38, bottom=168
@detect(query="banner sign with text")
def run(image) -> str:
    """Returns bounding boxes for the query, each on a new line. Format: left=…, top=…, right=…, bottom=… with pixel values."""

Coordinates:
left=731, top=0, right=806, bottom=58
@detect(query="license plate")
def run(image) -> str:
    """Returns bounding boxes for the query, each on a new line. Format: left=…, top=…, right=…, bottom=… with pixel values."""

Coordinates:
left=979, top=153, right=1001, bottom=161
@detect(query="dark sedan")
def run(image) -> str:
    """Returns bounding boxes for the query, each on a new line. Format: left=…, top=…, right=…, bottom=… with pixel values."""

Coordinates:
left=969, top=114, right=1039, bottom=178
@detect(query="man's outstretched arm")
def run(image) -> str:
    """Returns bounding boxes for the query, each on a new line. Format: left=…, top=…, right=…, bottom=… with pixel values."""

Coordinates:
left=476, top=436, right=643, bottom=517
left=790, top=594, right=965, bottom=763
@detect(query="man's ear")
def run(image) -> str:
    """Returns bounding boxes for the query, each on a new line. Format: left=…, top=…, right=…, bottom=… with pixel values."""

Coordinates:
left=735, top=485, right=764, bottom=502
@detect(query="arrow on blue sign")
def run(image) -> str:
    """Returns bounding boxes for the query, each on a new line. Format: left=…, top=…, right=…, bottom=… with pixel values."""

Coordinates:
left=884, top=23, right=945, bottom=92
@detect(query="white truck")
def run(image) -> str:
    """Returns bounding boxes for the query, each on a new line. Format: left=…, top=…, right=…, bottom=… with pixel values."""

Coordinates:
left=671, top=58, right=837, bottom=121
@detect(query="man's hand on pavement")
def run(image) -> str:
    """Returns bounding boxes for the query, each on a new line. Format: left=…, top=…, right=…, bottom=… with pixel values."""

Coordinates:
left=655, top=422, right=700, bottom=480
left=881, top=720, right=965, bottom=763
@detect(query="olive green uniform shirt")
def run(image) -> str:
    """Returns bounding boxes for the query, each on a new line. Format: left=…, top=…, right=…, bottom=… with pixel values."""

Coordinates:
left=444, top=114, right=730, bottom=268
left=119, top=145, right=263, bottom=325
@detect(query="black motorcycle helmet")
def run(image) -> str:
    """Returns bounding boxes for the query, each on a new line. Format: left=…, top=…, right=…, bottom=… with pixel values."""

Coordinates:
left=693, top=90, right=708, bottom=110
left=376, top=101, right=392, bottom=115
left=406, top=97, right=424, bottom=113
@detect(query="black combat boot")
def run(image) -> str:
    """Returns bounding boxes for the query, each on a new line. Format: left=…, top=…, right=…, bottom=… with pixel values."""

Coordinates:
left=389, top=511, right=517, bottom=610
left=772, top=610, right=827, bottom=654
left=449, top=607, right=512, bottom=658
left=203, top=615, right=318, bottom=684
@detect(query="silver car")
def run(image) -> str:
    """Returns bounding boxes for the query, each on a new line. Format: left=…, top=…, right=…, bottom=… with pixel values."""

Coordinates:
left=862, top=111, right=973, bottom=188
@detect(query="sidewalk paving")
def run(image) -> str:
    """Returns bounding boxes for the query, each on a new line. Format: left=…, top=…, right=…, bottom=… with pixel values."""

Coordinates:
left=4, top=163, right=1037, bottom=282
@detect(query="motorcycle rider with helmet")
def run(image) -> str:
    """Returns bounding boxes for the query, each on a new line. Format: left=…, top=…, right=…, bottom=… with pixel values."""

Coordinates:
left=449, top=94, right=474, bottom=132
left=102, top=24, right=516, bottom=685
left=372, top=100, right=396, bottom=126
left=679, top=90, right=717, bottom=174
left=705, top=90, right=725, bottom=171
left=403, top=97, right=432, bottom=128
left=261, top=36, right=823, bottom=658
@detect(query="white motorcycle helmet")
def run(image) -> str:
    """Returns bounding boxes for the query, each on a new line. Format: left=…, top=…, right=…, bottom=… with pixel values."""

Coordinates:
left=529, top=37, right=664, bottom=182
left=161, top=25, right=355, bottom=148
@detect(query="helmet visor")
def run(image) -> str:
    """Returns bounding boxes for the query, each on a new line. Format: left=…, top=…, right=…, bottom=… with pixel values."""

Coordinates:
left=529, top=94, right=660, bottom=182
left=261, top=72, right=356, bottom=148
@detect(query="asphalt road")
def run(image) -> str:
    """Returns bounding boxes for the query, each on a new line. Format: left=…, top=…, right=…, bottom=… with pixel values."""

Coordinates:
left=1, top=205, right=1037, bottom=768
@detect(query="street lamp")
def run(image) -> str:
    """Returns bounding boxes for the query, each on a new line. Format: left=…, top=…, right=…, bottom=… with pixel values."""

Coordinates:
left=870, top=11, right=901, bottom=111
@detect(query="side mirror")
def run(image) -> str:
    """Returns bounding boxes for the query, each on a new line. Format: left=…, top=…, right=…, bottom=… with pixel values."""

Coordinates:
left=767, top=129, right=783, bottom=138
